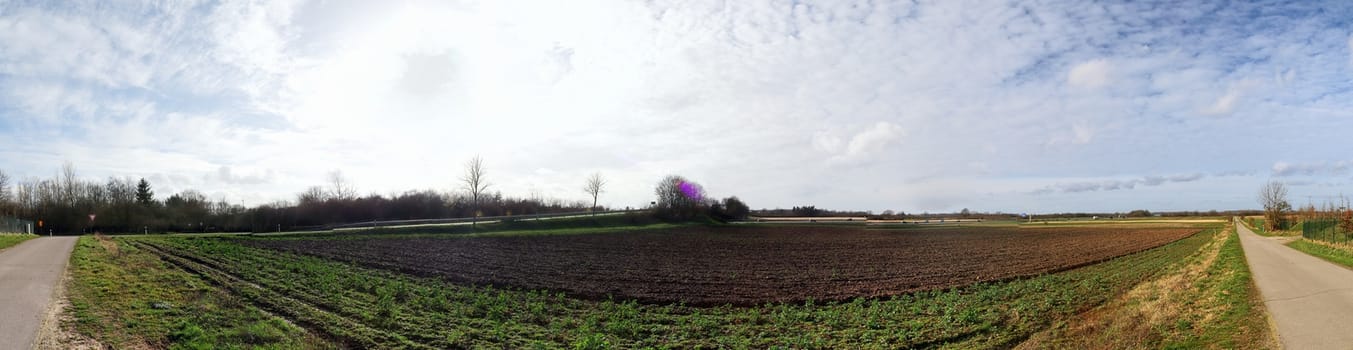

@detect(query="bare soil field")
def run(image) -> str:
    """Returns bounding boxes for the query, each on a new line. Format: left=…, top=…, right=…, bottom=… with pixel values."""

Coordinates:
left=246, top=226, right=1198, bottom=306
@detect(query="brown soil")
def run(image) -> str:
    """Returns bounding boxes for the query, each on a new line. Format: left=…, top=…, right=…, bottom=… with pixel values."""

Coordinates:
left=246, top=226, right=1196, bottom=306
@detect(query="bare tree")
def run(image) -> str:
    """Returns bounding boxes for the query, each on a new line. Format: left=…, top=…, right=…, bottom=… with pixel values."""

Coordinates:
left=461, top=156, right=490, bottom=226
left=327, top=170, right=357, bottom=200
left=0, top=170, right=10, bottom=200
left=0, top=169, right=11, bottom=215
left=61, top=162, right=78, bottom=207
left=583, top=172, right=606, bottom=212
left=298, top=186, right=327, bottom=204
left=1258, top=181, right=1290, bottom=231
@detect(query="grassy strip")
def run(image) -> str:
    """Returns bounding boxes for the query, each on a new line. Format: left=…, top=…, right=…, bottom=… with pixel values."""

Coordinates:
left=0, top=234, right=35, bottom=250
left=1286, top=239, right=1353, bottom=268
left=1243, top=217, right=1303, bottom=237
left=113, top=225, right=1213, bottom=349
left=1186, top=228, right=1275, bottom=348
left=1243, top=217, right=1274, bottom=236
left=64, top=235, right=329, bottom=349
left=1021, top=224, right=1273, bottom=349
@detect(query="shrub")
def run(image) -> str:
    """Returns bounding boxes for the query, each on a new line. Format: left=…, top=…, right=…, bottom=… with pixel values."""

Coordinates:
left=652, top=175, right=707, bottom=221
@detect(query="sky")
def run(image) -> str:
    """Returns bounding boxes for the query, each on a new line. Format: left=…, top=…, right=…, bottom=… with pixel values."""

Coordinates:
left=1, top=0, right=1352, bottom=213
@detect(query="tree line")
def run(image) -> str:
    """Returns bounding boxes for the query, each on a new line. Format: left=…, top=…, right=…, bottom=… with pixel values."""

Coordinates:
left=0, top=160, right=607, bottom=234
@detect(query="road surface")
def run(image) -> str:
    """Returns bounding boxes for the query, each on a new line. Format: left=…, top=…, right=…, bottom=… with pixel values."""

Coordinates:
left=1238, top=219, right=1353, bottom=349
left=0, top=236, right=77, bottom=350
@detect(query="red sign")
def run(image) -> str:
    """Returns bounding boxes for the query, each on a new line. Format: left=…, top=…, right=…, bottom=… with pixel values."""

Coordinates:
left=89, top=214, right=96, bottom=222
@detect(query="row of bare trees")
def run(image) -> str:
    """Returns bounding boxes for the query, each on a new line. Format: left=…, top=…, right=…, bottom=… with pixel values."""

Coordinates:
left=0, top=157, right=616, bottom=233
left=0, top=163, right=239, bottom=234
left=0, top=155, right=755, bottom=233
left=216, top=156, right=607, bottom=232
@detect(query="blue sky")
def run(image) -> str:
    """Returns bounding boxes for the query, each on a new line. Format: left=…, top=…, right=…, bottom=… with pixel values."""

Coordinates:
left=1, top=0, right=1352, bottom=213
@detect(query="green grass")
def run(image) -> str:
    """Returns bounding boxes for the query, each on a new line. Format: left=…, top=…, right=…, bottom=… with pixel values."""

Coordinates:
left=0, top=234, right=36, bottom=250
left=1244, top=217, right=1303, bottom=237
left=90, top=224, right=1215, bottom=349
left=1024, top=225, right=1272, bottom=349
left=1165, top=228, right=1271, bottom=348
left=64, top=236, right=330, bottom=349
left=1243, top=218, right=1279, bottom=237
left=1287, top=239, right=1353, bottom=268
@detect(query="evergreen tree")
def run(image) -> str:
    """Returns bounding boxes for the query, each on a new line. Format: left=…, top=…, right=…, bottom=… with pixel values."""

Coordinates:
left=135, top=178, right=155, bottom=206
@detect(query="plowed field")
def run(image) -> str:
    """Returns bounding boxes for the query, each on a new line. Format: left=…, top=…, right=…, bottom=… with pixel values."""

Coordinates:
left=246, top=226, right=1197, bottom=305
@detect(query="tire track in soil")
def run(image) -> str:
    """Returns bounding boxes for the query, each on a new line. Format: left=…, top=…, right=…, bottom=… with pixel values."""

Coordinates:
left=131, top=241, right=431, bottom=350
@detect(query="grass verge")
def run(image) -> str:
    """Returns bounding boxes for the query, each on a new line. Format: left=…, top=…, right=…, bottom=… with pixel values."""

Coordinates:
left=63, top=235, right=330, bottom=349
left=84, top=224, right=1215, bottom=349
left=1018, top=223, right=1275, bottom=349
left=1286, top=239, right=1353, bottom=268
left=0, top=234, right=36, bottom=250
left=1243, top=217, right=1301, bottom=237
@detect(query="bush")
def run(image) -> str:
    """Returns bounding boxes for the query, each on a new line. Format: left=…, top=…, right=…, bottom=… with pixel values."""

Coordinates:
left=652, top=175, right=707, bottom=221
left=1127, top=209, right=1152, bottom=218
left=708, top=197, right=750, bottom=222
left=723, top=197, right=749, bottom=220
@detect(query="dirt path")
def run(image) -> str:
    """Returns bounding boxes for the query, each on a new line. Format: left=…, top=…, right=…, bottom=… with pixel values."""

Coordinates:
left=0, top=236, right=77, bottom=350
left=1238, top=219, right=1353, bottom=349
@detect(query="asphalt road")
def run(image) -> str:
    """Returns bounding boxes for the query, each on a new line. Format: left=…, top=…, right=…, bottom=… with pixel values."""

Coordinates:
left=1238, top=219, right=1353, bottom=349
left=0, top=236, right=77, bottom=350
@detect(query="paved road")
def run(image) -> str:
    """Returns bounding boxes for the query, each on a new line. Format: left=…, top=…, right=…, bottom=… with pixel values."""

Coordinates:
left=1238, top=219, right=1353, bottom=349
left=0, top=236, right=77, bottom=350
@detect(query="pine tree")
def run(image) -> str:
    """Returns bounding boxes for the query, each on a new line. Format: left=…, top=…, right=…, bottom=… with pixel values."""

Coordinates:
left=135, top=178, right=155, bottom=206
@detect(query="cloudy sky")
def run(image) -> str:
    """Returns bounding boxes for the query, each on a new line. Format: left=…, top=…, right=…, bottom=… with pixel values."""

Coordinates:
left=2, top=0, right=1352, bottom=213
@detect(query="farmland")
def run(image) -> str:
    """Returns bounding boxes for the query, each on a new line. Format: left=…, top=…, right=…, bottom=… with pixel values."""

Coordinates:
left=53, top=221, right=1259, bottom=349
left=245, top=226, right=1197, bottom=306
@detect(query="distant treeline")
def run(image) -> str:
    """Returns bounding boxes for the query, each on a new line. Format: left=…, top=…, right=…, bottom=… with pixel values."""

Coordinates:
left=0, top=162, right=1260, bottom=234
left=0, top=164, right=593, bottom=234
left=753, top=206, right=1261, bottom=219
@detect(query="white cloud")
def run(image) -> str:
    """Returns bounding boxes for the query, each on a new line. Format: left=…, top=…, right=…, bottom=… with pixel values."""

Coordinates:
left=845, top=122, right=906, bottom=157
left=210, top=166, right=274, bottom=185
left=1201, top=88, right=1241, bottom=115
left=815, top=122, right=905, bottom=164
left=1071, top=124, right=1094, bottom=145
left=1067, top=59, right=1111, bottom=89
left=1200, top=80, right=1260, bottom=117
left=812, top=132, right=843, bottom=154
